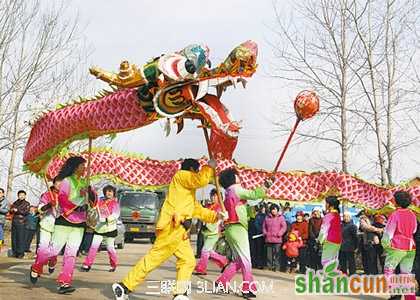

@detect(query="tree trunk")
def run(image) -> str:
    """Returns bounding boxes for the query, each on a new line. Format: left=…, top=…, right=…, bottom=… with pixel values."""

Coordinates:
left=384, top=0, right=394, bottom=185
left=6, top=109, right=19, bottom=202
left=340, top=2, right=349, bottom=173
left=369, top=65, right=386, bottom=184
left=367, top=2, right=387, bottom=185
left=341, top=108, right=348, bottom=173
left=386, top=103, right=393, bottom=185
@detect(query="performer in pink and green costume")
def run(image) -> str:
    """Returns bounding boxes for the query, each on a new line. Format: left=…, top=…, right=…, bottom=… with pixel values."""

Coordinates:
left=195, top=189, right=228, bottom=275
left=382, top=191, right=417, bottom=300
left=318, top=196, right=342, bottom=268
left=31, top=178, right=61, bottom=276
left=215, top=168, right=269, bottom=299
left=30, top=156, right=95, bottom=294
left=82, top=185, right=120, bottom=272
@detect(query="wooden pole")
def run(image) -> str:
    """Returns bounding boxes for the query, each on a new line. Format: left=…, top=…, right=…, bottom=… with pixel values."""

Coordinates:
left=87, top=138, right=93, bottom=186
left=272, top=118, right=301, bottom=174
left=42, top=175, right=53, bottom=206
left=43, top=175, right=50, bottom=191
left=200, top=119, right=226, bottom=212
left=342, top=199, right=347, bottom=219
left=86, top=137, right=93, bottom=204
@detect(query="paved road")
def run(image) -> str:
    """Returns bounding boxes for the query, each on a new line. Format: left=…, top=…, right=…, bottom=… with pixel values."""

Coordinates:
left=0, top=240, right=389, bottom=300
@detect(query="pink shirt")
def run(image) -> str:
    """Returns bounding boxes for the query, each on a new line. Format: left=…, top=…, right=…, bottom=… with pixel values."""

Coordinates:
left=224, top=184, right=266, bottom=225
left=384, top=208, right=417, bottom=251
left=58, top=177, right=88, bottom=224
left=96, top=197, right=119, bottom=219
left=263, top=214, right=287, bottom=244
left=319, top=211, right=342, bottom=245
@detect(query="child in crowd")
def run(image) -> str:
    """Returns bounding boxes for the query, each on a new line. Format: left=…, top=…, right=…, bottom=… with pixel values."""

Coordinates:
left=24, top=206, right=39, bottom=253
left=291, top=211, right=309, bottom=273
left=282, top=230, right=303, bottom=273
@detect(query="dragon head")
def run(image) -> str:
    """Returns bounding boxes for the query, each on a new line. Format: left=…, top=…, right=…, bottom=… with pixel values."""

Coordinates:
left=153, top=41, right=258, bottom=158
left=89, top=40, right=258, bottom=159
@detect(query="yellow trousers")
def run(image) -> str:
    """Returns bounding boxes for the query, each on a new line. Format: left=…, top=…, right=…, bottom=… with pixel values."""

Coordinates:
left=122, top=226, right=195, bottom=294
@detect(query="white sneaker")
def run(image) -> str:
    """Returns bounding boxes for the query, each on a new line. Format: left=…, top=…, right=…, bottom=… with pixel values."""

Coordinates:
left=112, top=283, right=129, bottom=300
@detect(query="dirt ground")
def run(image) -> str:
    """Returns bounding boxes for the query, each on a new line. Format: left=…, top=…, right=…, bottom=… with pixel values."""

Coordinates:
left=0, top=232, right=392, bottom=300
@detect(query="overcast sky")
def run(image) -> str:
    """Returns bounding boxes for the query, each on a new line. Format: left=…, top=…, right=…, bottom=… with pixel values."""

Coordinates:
left=64, top=0, right=419, bottom=183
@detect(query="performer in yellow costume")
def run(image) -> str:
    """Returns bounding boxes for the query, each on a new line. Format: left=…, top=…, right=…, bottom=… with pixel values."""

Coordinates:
left=112, top=158, right=224, bottom=300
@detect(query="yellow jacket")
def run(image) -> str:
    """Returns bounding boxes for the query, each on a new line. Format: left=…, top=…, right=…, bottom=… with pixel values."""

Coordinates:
left=156, top=166, right=217, bottom=232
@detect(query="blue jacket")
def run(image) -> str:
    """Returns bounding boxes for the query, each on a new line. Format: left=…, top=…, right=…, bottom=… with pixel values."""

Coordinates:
left=0, top=197, right=8, bottom=224
left=25, top=213, right=39, bottom=230
left=254, top=213, right=266, bottom=234
left=283, top=211, right=294, bottom=224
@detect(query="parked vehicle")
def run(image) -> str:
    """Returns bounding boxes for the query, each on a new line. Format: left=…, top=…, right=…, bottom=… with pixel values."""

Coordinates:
left=118, top=190, right=164, bottom=244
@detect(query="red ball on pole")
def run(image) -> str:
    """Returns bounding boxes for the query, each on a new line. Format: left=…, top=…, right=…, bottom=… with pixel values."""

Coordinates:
left=294, top=90, right=320, bottom=120
left=272, top=90, right=320, bottom=174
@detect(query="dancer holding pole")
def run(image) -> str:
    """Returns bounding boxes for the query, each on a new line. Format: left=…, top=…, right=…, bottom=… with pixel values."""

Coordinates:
left=112, top=158, right=227, bottom=300
left=30, top=155, right=96, bottom=294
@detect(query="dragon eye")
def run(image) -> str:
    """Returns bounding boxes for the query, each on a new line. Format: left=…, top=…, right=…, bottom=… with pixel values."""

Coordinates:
left=184, top=59, right=196, bottom=74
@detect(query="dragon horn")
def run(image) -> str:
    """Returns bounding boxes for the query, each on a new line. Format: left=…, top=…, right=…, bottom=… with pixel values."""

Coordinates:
left=164, top=118, right=171, bottom=137
left=176, top=118, right=184, bottom=134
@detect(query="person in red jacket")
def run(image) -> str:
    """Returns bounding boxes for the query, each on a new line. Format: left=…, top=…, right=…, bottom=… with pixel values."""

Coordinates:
left=291, top=211, right=309, bottom=273
left=262, top=203, right=287, bottom=272
left=308, top=208, right=323, bottom=270
left=282, top=230, right=303, bottom=273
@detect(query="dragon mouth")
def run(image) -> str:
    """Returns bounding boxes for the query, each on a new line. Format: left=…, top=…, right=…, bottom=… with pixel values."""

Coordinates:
left=194, top=76, right=248, bottom=101
left=192, top=76, right=247, bottom=138
left=196, top=99, right=240, bottom=138
left=192, top=39, right=257, bottom=138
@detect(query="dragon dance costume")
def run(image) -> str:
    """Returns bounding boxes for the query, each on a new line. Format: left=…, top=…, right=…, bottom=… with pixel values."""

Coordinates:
left=382, top=207, right=417, bottom=300
left=195, top=202, right=228, bottom=274
left=120, top=165, right=218, bottom=295
left=83, top=196, right=120, bottom=271
left=33, top=175, right=89, bottom=286
left=318, top=209, right=342, bottom=267
left=32, top=189, right=59, bottom=275
left=215, top=184, right=266, bottom=294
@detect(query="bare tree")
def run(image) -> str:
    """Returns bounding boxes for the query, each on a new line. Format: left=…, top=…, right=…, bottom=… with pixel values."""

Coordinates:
left=272, top=0, right=420, bottom=183
left=347, top=0, right=388, bottom=184
left=347, top=0, right=419, bottom=184
left=381, top=0, right=419, bottom=184
left=0, top=0, right=91, bottom=201
left=271, top=0, right=362, bottom=173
